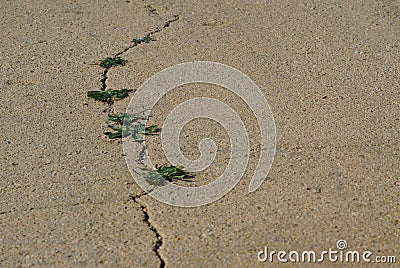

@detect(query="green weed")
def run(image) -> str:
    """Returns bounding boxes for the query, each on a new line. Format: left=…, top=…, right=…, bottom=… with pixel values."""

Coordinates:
left=145, top=165, right=191, bottom=186
left=99, top=57, right=127, bottom=68
left=87, top=89, right=132, bottom=103
left=105, top=113, right=160, bottom=140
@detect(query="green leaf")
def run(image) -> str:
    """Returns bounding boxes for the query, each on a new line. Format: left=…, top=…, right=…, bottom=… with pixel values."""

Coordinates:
left=144, top=165, right=191, bottom=186
left=144, top=125, right=161, bottom=134
left=87, top=90, right=111, bottom=102
left=108, top=89, right=132, bottom=100
left=153, top=165, right=191, bottom=182
left=145, top=171, right=167, bottom=186
left=109, top=125, right=122, bottom=131
left=105, top=112, right=161, bottom=141
left=105, top=130, right=123, bottom=139
left=108, top=113, right=147, bottom=124
left=87, top=89, right=132, bottom=103
left=99, top=57, right=127, bottom=68
left=108, top=113, right=126, bottom=123
left=131, top=132, right=144, bottom=142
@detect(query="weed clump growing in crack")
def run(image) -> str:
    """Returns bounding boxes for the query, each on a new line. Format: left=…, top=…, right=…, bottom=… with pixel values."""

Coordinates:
left=87, top=89, right=132, bottom=103
left=99, top=56, right=127, bottom=68
left=132, top=35, right=156, bottom=45
left=105, top=123, right=160, bottom=140
left=145, top=165, right=192, bottom=186
left=105, top=113, right=160, bottom=140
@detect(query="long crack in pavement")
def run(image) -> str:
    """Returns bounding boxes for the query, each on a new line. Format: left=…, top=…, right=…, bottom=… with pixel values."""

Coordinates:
left=130, top=193, right=165, bottom=267
left=97, top=15, right=180, bottom=267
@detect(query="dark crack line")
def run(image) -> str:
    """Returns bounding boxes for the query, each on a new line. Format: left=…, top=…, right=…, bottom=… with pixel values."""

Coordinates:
left=97, top=15, right=180, bottom=267
left=100, top=68, right=109, bottom=91
left=115, top=15, right=180, bottom=57
left=130, top=193, right=165, bottom=268
left=100, top=15, right=180, bottom=93
left=148, top=15, right=180, bottom=37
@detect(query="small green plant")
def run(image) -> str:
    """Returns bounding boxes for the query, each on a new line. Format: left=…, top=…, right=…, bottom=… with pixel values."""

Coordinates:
left=105, top=123, right=160, bottom=140
left=132, top=35, right=156, bottom=45
left=108, top=113, right=146, bottom=123
left=87, top=89, right=132, bottom=103
left=105, top=113, right=160, bottom=140
left=145, top=165, right=191, bottom=186
left=99, top=56, right=127, bottom=68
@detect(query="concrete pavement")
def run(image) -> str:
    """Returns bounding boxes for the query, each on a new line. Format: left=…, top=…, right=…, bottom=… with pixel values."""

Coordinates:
left=1, top=0, right=399, bottom=267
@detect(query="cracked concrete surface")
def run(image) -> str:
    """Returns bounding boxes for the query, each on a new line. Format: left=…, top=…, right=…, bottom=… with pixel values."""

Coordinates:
left=1, top=0, right=399, bottom=267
